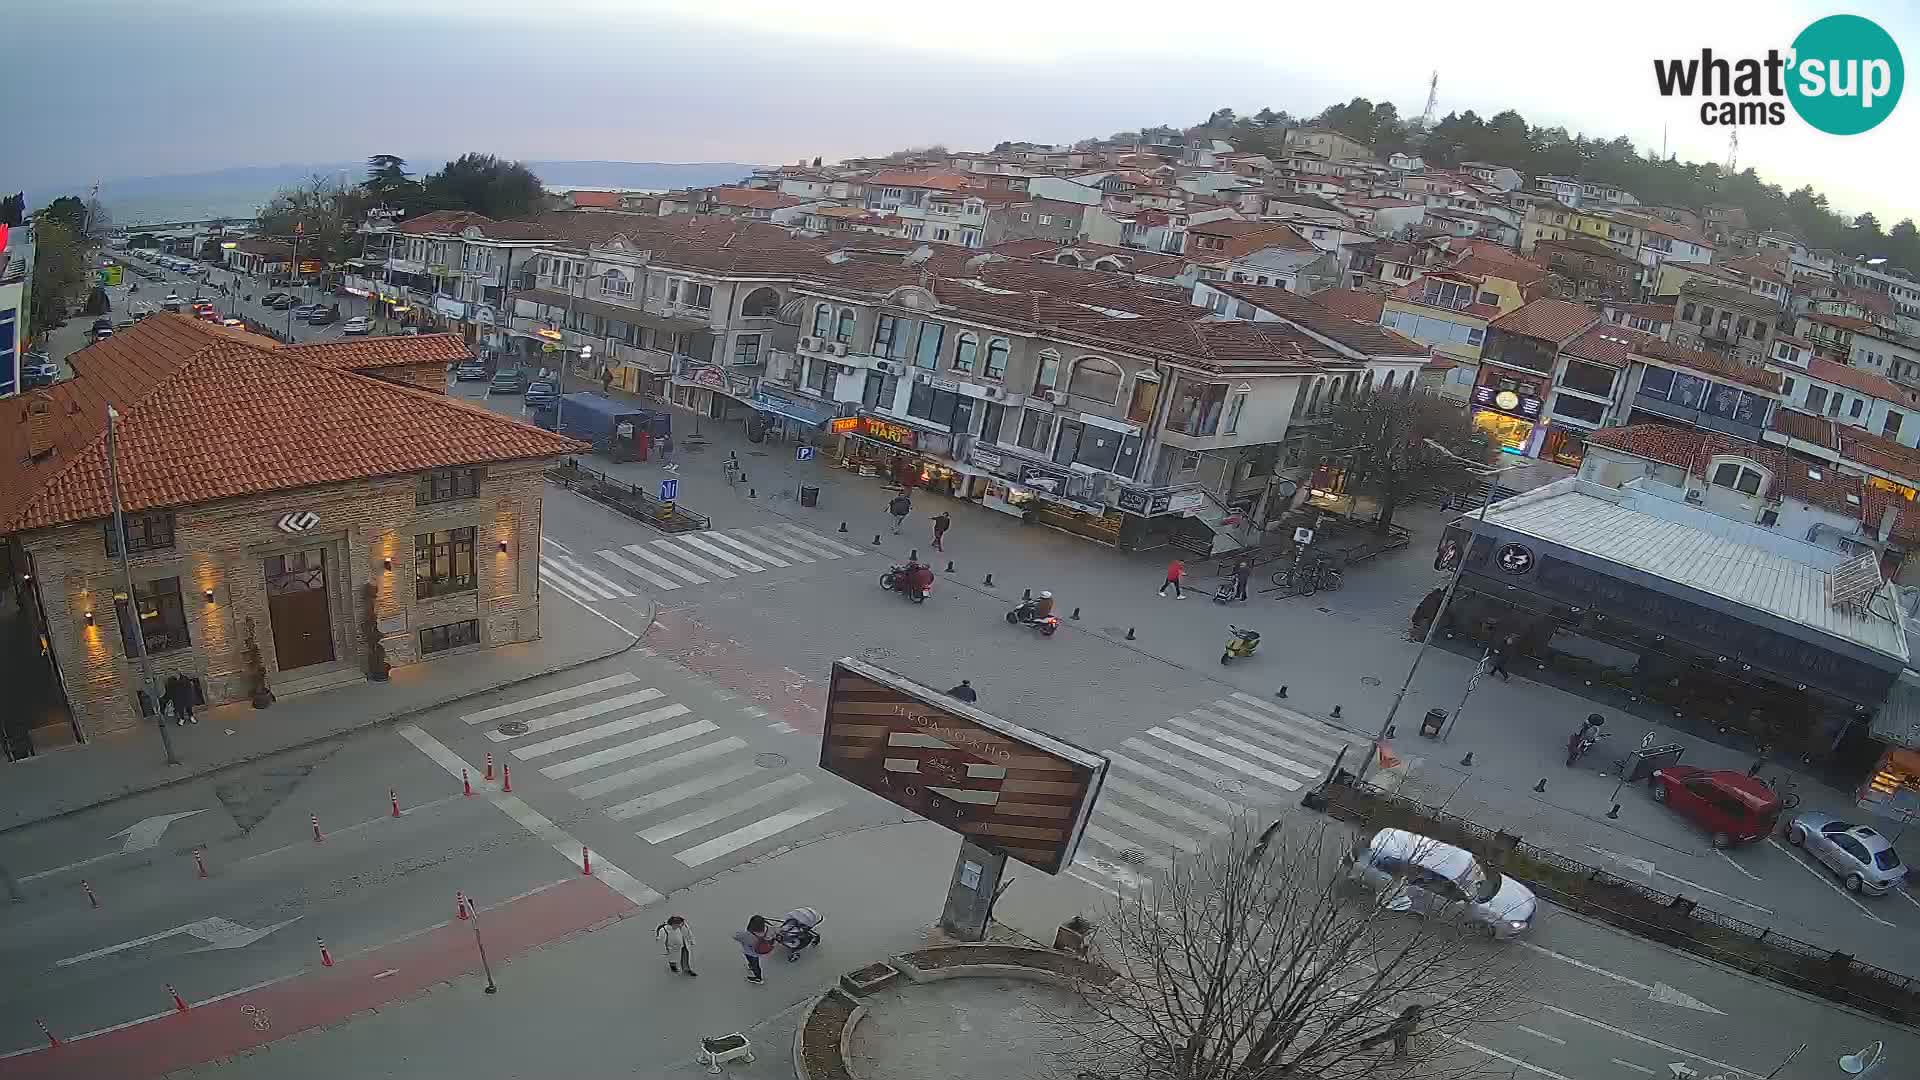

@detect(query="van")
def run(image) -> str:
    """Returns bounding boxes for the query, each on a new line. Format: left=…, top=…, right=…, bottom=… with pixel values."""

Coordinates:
left=1650, top=766, right=1781, bottom=848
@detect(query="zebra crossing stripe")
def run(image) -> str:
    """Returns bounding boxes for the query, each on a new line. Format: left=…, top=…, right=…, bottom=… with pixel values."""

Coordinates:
left=649, top=538, right=739, bottom=579
left=553, top=554, right=637, bottom=597
left=1120, top=738, right=1248, bottom=793
left=1208, top=733, right=1325, bottom=781
left=510, top=704, right=693, bottom=760
left=637, top=773, right=814, bottom=843
left=540, top=557, right=620, bottom=600
left=483, top=689, right=665, bottom=741
left=703, top=531, right=790, bottom=568
left=1220, top=696, right=1354, bottom=754
left=731, top=527, right=814, bottom=563
left=463, top=673, right=640, bottom=725
left=596, top=549, right=684, bottom=591
left=672, top=798, right=844, bottom=867
left=1081, top=824, right=1172, bottom=870
left=539, top=560, right=605, bottom=604
left=1184, top=709, right=1334, bottom=768
left=768, top=523, right=861, bottom=557
left=619, top=544, right=711, bottom=584
left=1105, top=753, right=1245, bottom=815
left=604, top=760, right=763, bottom=820
left=571, top=737, right=748, bottom=800
left=673, top=534, right=765, bottom=572
left=1101, top=778, right=1229, bottom=834
left=1146, top=728, right=1303, bottom=792
left=1095, top=800, right=1205, bottom=854
left=539, top=720, right=719, bottom=779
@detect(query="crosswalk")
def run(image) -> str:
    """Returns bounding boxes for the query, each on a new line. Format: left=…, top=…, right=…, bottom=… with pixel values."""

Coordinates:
left=1071, top=692, right=1360, bottom=892
left=538, top=523, right=865, bottom=605
left=460, top=672, right=845, bottom=868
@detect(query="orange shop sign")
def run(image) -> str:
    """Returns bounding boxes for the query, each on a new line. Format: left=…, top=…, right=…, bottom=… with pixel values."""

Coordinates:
left=827, top=416, right=860, bottom=435
left=855, top=417, right=918, bottom=450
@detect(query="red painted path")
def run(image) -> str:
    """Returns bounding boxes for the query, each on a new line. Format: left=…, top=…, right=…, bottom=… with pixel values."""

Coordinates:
left=1, top=876, right=637, bottom=1079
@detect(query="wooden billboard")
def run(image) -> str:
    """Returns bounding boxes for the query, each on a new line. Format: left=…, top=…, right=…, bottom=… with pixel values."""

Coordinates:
left=820, top=658, right=1107, bottom=875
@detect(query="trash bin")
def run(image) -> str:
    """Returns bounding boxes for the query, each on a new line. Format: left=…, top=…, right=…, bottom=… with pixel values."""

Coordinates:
left=1419, top=708, right=1447, bottom=738
left=799, top=485, right=820, bottom=508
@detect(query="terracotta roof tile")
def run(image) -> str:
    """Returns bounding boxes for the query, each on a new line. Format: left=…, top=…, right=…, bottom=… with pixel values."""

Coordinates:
left=1635, top=337, right=1784, bottom=392
left=710, top=187, right=806, bottom=210
left=1805, top=357, right=1920, bottom=406
left=1489, top=298, right=1600, bottom=343
left=1587, top=424, right=1863, bottom=517
left=567, top=190, right=622, bottom=208
left=281, top=333, right=474, bottom=371
left=1, top=315, right=581, bottom=533
left=1210, top=283, right=1422, bottom=356
left=1306, top=288, right=1385, bottom=323
left=1837, top=428, right=1920, bottom=482
left=1564, top=324, right=1657, bottom=369
left=1766, top=408, right=1838, bottom=449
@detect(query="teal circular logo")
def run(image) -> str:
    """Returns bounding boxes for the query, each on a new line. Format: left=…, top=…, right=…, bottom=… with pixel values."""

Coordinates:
left=1787, top=15, right=1904, bottom=135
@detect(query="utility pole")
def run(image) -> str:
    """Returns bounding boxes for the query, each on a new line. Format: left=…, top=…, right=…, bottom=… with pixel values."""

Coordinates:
left=285, top=223, right=302, bottom=341
left=106, top=405, right=178, bottom=767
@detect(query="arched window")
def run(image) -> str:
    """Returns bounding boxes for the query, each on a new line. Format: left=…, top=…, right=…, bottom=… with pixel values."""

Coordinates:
left=1363, top=371, right=1377, bottom=394
left=740, top=287, right=780, bottom=317
left=1093, top=257, right=1124, bottom=271
left=953, top=334, right=979, bottom=373
left=1306, top=378, right=1325, bottom=415
left=835, top=307, right=856, bottom=343
left=598, top=268, right=632, bottom=299
left=984, top=338, right=1010, bottom=379
left=811, top=303, right=832, bottom=338
left=1382, top=371, right=1397, bottom=392
left=1067, top=356, right=1124, bottom=403
left=1056, top=253, right=1082, bottom=267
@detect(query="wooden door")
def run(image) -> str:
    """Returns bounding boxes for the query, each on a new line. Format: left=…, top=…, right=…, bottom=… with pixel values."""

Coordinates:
left=265, top=548, right=335, bottom=671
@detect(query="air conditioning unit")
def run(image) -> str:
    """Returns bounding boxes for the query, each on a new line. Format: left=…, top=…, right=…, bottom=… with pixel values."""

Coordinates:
left=798, top=336, right=818, bottom=351
left=1684, top=487, right=1704, bottom=504
left=1044, top=389, right=1068, bottom=405
left=828, top=342, right=849, bottom=357
left=875, top=359, right=902, bottom=376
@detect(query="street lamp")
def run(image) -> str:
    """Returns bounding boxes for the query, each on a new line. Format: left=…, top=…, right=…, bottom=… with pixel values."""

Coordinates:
left=105, top=405, right=178, bottom=767
left=1359, top=440, right=1528, bottom=781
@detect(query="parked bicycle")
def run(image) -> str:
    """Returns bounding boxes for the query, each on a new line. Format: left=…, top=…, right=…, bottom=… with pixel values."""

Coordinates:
left=1271, top=559, right=1343, bottom=597
left=1760, top=773, right=1803, bottom=810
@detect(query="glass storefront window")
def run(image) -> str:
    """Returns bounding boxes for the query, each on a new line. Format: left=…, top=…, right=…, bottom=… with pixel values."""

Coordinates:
left=1472, top=410, right=1533, bottom=455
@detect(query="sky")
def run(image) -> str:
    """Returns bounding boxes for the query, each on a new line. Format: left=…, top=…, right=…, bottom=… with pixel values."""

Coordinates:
left=1, top=0, right=1914, bottom=226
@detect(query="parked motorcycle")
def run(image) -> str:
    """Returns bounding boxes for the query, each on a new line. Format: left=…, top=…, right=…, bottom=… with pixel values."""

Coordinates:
left=1566, top=716, right=1610, bottom=768
left=880, top=563, right=932, bottom=603
left=1221, top=625, right=1262, bottom=664
left=1006, top=598, right=1059, bottom=637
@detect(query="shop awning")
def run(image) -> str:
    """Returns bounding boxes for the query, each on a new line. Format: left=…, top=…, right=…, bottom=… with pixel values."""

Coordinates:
left=1871, top=669, right=1920, bottom=749
left=753, top=398, right=830, bottom=427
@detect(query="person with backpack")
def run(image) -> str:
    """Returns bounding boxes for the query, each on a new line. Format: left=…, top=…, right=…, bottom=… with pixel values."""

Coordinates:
left=888, top=492, right=912, bottom=534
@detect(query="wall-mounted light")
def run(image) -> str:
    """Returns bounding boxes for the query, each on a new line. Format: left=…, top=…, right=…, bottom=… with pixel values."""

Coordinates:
left=86, top=611, right=95, bottom=625
left=204, top=589, right=215, bottom=604
left=383, top=557, right=393, bottom=572
left=498, top=540, right=509, bottom=553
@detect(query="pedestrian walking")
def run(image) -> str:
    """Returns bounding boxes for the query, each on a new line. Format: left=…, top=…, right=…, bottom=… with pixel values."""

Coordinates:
left=601, top=368, right=613, bottom=395
left=1487, top=634, right=1516, bottom=682
left=657, top=915, right=698, bottom=976
left=931, top=511, right=951, bottom=551
left=1158, top=557, right=1186, bottom=598
left=1232, top=560, right=1251, bottom=602
left=1358, top=1004, right=1423, bottom=1059
left=947, top=679, right=977, bottom=703
left=733, top=916, right=772, bottom=983
left=888, top=493, right=912, bottom=534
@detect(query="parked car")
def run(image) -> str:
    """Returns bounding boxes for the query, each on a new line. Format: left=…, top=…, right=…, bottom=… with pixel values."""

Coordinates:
left=21, top=358, right=58, bottom=388
left=454, top=360, right=491, bottom=381
left=307, top=307, right=338, bottom=326
left=1785, top=812, right=1906, bottom=894
left=340, top=316, right=371, bottom=335
left=488, top=367, right=529, bottom=394
left=1344, top=827, right=1537, bottom=938
left=294, top=304, right=321, bottom=320
left=523, top=377, right=559, bottom=408
left=1650, top=766, right=1781, bottom=849
left=270, top=295, right=299, bottom=310
left=91, top=317, right=112, bottom=337
left=260, top=292, right=289, bottom=305
left=162, top=294, right=184, bottom=312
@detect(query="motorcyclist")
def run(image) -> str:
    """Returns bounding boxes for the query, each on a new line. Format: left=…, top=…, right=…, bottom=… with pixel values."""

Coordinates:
left=907, top=559, right=934, bottom=595
left=1033, top=590, right=1055, bottom=619
left=1568, top=713, right=1605, bottom=764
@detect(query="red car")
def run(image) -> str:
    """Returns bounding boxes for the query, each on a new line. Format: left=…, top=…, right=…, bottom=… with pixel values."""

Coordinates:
left=1650, top=765, right=1782, bottom=848
left=191, top=302, right=218, bottom=322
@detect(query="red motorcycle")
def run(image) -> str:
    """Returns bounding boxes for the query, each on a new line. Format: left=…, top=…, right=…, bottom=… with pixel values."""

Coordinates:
left=881, top=562, right=932, bottom=603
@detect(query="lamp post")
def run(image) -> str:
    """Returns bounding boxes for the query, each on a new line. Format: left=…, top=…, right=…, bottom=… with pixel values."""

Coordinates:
left=1359, top=442, right=1527, bottom=782
left=106, top=405, right=178, bottom=767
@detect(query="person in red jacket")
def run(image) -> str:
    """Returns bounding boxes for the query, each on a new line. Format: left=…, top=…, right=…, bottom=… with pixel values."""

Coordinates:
left=1158, top=558, right=1186, bottom=598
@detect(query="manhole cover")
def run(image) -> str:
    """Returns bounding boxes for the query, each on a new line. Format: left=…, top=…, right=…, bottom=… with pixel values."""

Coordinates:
left=859, top=646, right=890, bottom=663
left=496, top=719, right=529, bottom=737
left=1120, top=848, right=1148, bottom=866
left=1317, top=606, right=1334, bottom=614
left=748, top=450, right=770, bottom=457
left=754, top=752, right=788, bottom=769
left=1220, top=779, right=1245, bottom=796
left=1361, top=676, right=1382, bottom=686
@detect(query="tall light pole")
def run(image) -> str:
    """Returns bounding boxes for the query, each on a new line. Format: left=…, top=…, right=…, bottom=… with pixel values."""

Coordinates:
left=106, top=405, right=178, bottom=766
left=285, top=223, right=303, bottom=341
left=1360, top=442, right=1527, bottom=781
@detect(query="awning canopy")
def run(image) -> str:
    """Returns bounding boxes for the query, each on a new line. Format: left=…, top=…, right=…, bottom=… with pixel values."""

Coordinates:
left=754, top=399, right=830, bottom=427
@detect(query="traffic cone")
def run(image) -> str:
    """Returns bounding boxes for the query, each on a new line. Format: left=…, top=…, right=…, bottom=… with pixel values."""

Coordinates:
left=390, top=789, right=401, bottom=818
left=502, top=765, right=512, bottom=792
left=463, top=769, right=473, bottom=797
left=311, top=814, right=324, bottom=843
left=194, top=849, right=209, bottom=879
left=456, top=890, right=470, bottom=921
left=168, top=984, right=189, bottom=1013
left=35, top=1019, right=57, bottom=1048
left=317, top=937, right=334, bottom=968
left=581, top=846, right=593, bottom=876
left=82, top=880, right=98, bottom=908
left=485, top=752, right=494, bottom=781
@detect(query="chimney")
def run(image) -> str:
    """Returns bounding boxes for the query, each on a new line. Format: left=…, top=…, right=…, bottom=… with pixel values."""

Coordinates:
left=24, top=393, right=53, bottom=460
left=1878, top=501, right=1901, bottom=544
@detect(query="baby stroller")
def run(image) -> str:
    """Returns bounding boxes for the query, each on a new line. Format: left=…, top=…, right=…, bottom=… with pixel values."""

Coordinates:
left=775, top=907, right=823, bottom=961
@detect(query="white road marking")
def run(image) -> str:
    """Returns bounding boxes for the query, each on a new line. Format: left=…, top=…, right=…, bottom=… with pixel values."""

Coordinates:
left=552, top=554, right=637, bottom=597
left=1650, top=868, right=1773, bottom=915
left=1206, top=731, right=1325, bottom=781
left=1094, top=799, right=1204, bottom=854
left=1587, top=845, right=1657, bottom=881
left=1715, top=850, right=1762, bottom=881
left=766, top=522, right=859, bottom=557
left=1516, top=942, right=1723, bottom=1014
left=571, top=738, right=748, bottom=800
left=1766, top=837, right=1895, bottom=926
left=372, top=969, right=400, bottom=980
left=1612, top=1060, right=1656, bottom=1076
left=703, top=531, right=789, bottom=567
left=538, top=566, right=603, bottom=605
left=672, top=799, right=843, bottom=866
left=736, top=527, right=815, bottom=563
left=637, top=774, right=814, bottom=843
left=54, top=917, right=301, bottom=967
left=1120, top=738, right=1268, bottom=795
left=1441, top=1033, right=1576, bottom=1080
left=509, top=704, right=693, bottom=760
left=604, top=760, right=763, bottom=820
left=619, top=543, right=711, bottom=584
left=673, top=533, right=765, bottom=572
left=1192, top=706, right=1341, bottom=768
left=1147, top=728, right=1303, bottom=791
left=1515, top=1025, right=1566, bottom=1046
left=649, top=538, right=738, bottom=579
left=482, top=689, right=665, bottom=741
left=539, top=720, right=719, bottom=779
left=1081, top=824, right=1172, bottom=869
left=462, top=672, right=640, bottom=725
left=1538, top=1003, right=1760, bottom=1080
left=1898, top=886, right=1920, bottom=910
left=1224, top=693, right=1355, bottom=753
left=22, top=810, right=211, bottom=882
left=1105, top=753, right=1246, bottom=815
left=539, top=579, right=643, bottom=639
left=595, top=549, right=684, bottom=591
left=396, top=724, right=660, bottom=906
left=540, top=556, right=618, bottom=600
left=231, top=794, right=463, bottom=867
left=1101, top=778, right=1228, bottom=833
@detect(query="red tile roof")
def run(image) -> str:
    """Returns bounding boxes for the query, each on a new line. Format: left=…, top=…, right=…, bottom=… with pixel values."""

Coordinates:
left=567, top=190, right=622, bottom=209
left=1635, top=337, right=1784, bottom=392
left=1564, top=324, right=1658, bottom=369
left=1804, top=312, right=1879, bottom=333
left=231, top=237, right=293, bottom=258
left=281, top=333, right=473, bottom=371
left=1606, top=301, right=1674, bottom=323
left=1, top=316, right=581, bottom=534
left=1766, top=408, right=1838, bottom=449
left=865, top=170, right=975, bottom=191
left=1805, top=357, right=1920, bottom=407
left=1307, top=288, right=1386, bottom=323
left=710, top=187, right=805, bottom=210
left=1489, top=298, right=1600, bottom=344
left=1210, top=283, right=1422, bottom=356
left=1586, top=424, right=1864, bottom=517
left=1187, top=220, right=1317, bottom=256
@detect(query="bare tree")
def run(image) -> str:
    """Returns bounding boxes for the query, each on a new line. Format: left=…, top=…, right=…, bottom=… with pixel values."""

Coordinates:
left=1049, top=819, right=1529, bottom=1080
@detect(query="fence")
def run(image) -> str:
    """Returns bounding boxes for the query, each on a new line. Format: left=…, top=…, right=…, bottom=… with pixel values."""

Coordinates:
left=1317, top=778, right=1920, bottom=1026
left=544, top=458, right=710, bottom=534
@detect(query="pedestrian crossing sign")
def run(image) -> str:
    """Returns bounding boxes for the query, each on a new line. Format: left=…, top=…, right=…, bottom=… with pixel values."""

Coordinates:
left=796, top=446, right=815, bottom=461
left=659, top=477, right=678, bottom=502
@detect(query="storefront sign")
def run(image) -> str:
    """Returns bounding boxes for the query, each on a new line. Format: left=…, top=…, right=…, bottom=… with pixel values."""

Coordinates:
left=857, top=416, right=919, bottom=450
left=1117, top=485, right=1191, bottom=516
left=676, top=360, right=730, bottom=391
left=929, top=376, right=960, bottom=392
left=433, top=295, right=466, bottom=319
left=1472, top=384, right=1542, bottom=419
left=969, top=447, right=1003, bottom=470
left=1018, top=462, right=1074, bottom=495
left=535, top=325, right=564, bottom=342
left=1165, top=490, right=1206, bottom=515
left=828, top=416, right=860, bottom=435
left=1472, top=409, right=1536, bottom=456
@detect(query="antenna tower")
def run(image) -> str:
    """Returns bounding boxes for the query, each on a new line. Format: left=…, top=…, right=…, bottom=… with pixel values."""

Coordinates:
left=1419, top=70, right=1439, bottom=129
left=1725, top=128, right=1739, bottom=174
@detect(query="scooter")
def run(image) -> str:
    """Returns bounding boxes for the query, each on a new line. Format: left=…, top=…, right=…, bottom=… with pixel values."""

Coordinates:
left=1007, top=598, right=1059, bottom=637
left=880, top=564, right=931, bottom=603
left=1566, top=718, right=1610, bottom=768
left=1212, top=579, right=1245, bottom=604
left=1221, top=625, right=1261, bottom=664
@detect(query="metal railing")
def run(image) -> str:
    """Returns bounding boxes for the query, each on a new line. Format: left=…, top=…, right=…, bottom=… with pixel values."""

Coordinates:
left=543, top=459, right=709, bottom=534
left=1315, top=778, right=1920, bottom=1026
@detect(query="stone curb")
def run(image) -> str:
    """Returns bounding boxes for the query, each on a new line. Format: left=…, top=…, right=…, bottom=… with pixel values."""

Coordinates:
left=791, top=985, right=859, bottom=1080
left=0, top=597, right=656, bottom=839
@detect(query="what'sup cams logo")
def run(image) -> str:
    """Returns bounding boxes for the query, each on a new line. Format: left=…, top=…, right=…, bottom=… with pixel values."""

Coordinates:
left=1653, top=15, right=1903, bottom=134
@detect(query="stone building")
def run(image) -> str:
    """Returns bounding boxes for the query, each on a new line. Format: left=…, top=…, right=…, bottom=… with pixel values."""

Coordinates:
left=1, top=315, right=578, bottom=756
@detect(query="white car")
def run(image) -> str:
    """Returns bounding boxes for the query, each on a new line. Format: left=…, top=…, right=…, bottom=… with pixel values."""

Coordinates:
left=1345, top=827, right=1538, bottom=939
left=340, top=316, right=371, bottom=335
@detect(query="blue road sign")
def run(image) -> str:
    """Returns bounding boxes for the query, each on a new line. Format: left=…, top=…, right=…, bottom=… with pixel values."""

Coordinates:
left=796, top=446, right=816, bottom=461
left=659, top=477, right=678, bottom=502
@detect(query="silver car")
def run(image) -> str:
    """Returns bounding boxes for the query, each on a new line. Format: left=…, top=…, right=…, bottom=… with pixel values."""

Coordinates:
left=1785, top=813, right=1906, bottom=895
left=1344, top=827, right=1538, bottom=938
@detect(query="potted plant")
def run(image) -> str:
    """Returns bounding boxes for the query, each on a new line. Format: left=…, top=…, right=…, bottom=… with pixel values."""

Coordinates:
left=1054, top=913, right=1095, bottom=956
left=241, top=617, right=275, bottom=709
left=361, top=582, right=390, bottom=681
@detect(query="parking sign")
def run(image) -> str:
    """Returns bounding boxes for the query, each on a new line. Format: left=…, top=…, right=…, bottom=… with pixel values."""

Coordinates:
left=796, top=446, right=815, bottom=461
left=659, top=477, right=678, bottom=502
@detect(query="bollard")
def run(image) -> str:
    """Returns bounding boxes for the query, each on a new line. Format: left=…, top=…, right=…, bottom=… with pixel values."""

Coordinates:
left=1022, top=588, right=1031, bottom=601
left=1459, top=752, right=1474, bottom=767
left=1533, top=778, right=1547, bottom=793
left=1607, top=803, right=1621, bottom=820
left=485, top=752, right=494, bottom=781
left=36, top=1019, right=58, bottom=1048
left=581, top=846, right=593, bottom=876
left=748, top=488, right=756, bottom=499
left=1070, top=607, right=1081, bottom=620
left=1125, top=627, right=1136, bottom=640
left=982, top=573, right=994, bottom=587
left=739, top=473, right=747, bottom=485
left=838, top=522, right=848, bottom=533
left=1331, top=705, right=1343, bottom=719
left=312, top=813, right=324, bottom=843
left=390, top=789, right=401, bottom=818
left=457, top=890, right=470, bottom=921
left=945, top=561, right=955, bottom=573
left=872, top=534, right=881, bottom=546
left=168, top=983, right=189, bottom=1013
left=502, top=765, right=513, bottom=792
left=82, top=880, right=99, bottom=908
left=194, top=849, right=209, bottom=879
left=317, top=937, right=334, bottom=968
left=1276, top=685, right=1288, bottom=698
left=463, top=769, right=473, bottom=797
left=1383, top=725, right=1395, bottom=738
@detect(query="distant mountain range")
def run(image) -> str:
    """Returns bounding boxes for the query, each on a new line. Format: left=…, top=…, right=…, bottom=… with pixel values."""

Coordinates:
left=31, top=160, right=760, bottom=225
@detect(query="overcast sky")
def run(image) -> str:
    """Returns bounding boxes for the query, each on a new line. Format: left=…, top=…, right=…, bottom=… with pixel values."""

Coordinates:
left=2, top=0, right=1912, bottom=225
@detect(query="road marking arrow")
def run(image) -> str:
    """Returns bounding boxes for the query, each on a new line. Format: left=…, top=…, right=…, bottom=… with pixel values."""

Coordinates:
left=1669, top=1064, right=1697, bottom=1080
left=22, top=810, right=210, bottom=882
left=54, top=915, right=300, bottom=967
left=1519, top=942, right=1724, bottom=1015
